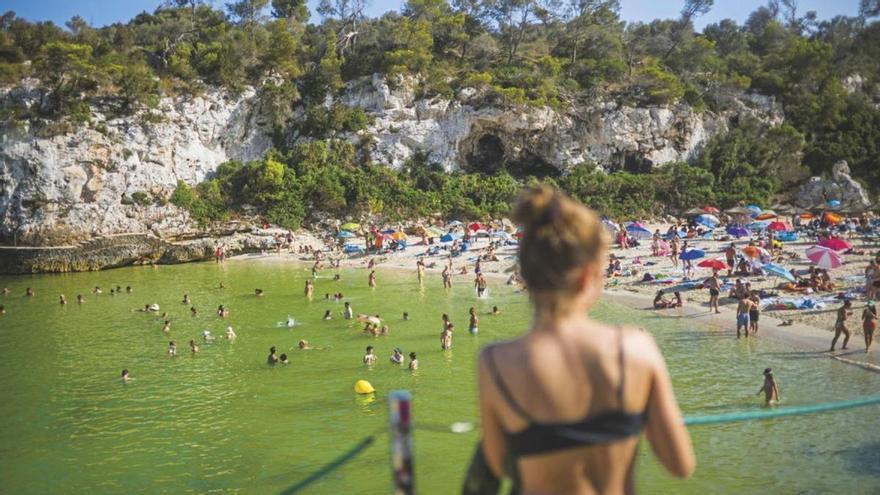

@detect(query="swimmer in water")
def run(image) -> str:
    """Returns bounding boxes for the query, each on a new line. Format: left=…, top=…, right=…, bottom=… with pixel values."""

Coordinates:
left=417, top=259, right=425, bottom=285
left=93, top=286, right=102, bottom=295
left=402, top=312, right=409, bottom=321
left=190, top=340, right=199, bottom=353
left=121, top=369, right=131, bottom=382
left=160, top=312, right=168, bottom=319
left=408, top=352, right=418, bottom=370
left=304, top=280, right=313, bottom=298
left=182, top=294, right=190, bottom=304
left=324, top=293, right=330, bottom=300
left=202, top=330, right=214, bottom=342
left=379, top=325, right=389, bottom=336
left=468, top=307, right=479, bottom=335
left=279, top=353, right=289, bottom=364
left=334, top=274, right=341, bottom=281
left=77, top=294, right=84, bottom=304
left=59, top=294, right=66, bottom=305
left=126, top=286, right=133, bottom=293
left=391, top=348, right=404, bottom=364
left=2, top=287, right=9, bottom=295
left=162, top=320, right=171, bottom=333
left=190, top=306, right=198, bottom=316
left=441, top=323, right=454, bottom=350
left=218, top=282, right=225, bottom=289
left=364, top=345, right=376, bottom=364
left=298, top=340, right=309, bottom=350
left=168, top=341, right=177, bottom=356
left=475, top=273, right=488, bottom=297
left=267, top=346, right=279, bottom=364
left=26, top=287, right=34, bottom=297
left=757, top=368, right=780, bottom=405
left=255, top=289, right=264, bottom=297
left=323, top=310, right=332, bottom=320
left=368, top=270, right=377, bottom=288
left=225, top=326, right=236, bottom=340
left=0, top=305, right=5, bottom=314
left=491, top=305, right=500, bottom=315
left=343, top=302, right=353, bottom=320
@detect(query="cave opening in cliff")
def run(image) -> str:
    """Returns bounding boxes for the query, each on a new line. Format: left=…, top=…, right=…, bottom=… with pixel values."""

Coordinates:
left=466, top=135, right=506, bottom=174
left=619, top=152, right=654, bottom=174
left=506, top=152, right=561, bottom=178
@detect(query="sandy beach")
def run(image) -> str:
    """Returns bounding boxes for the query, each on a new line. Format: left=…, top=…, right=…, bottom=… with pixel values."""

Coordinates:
left=231, top=223, right=880, bottom=371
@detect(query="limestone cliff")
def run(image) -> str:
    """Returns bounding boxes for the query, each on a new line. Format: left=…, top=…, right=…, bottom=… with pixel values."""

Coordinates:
left=1, top=75, right=781, bottom=246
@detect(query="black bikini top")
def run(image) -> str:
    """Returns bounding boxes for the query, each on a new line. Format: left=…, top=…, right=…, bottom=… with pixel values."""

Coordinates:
left=486, top=327, right=646, bottom=458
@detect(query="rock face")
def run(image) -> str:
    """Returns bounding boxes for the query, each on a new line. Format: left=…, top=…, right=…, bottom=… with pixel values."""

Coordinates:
left=344, top=74, right=782, bottom=173
left=1, top=74, right=781, bottom=247
left=0, top=84, right=273, bottom=245
left=795, top=160, right=872, bottom=210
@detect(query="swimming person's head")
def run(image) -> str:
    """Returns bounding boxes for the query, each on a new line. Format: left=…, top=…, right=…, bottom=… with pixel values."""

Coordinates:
left=298, top=340, right=307, bottom=349
left=121, top=369, right=128, bottom=378
left=280, top=353, right=288, bottom=362
left=409, top=352, right=416, bottom=360
left=270, top=346, right=276, bottom=354
left=513, top=186, right=608, bottom=317
left=366, top=345, right=374, bottom=353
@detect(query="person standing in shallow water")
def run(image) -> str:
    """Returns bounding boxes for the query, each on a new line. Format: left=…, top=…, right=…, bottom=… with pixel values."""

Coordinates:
left=757, top=368, right=779, bottom=405
left=473, top=186, right=693, bottom=493
left=863, top=301, right=877, bottom=353
left=368, top=270, right=377, bottom=288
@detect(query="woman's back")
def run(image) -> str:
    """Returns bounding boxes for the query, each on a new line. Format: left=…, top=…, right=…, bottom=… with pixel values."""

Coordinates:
left=478, top=320, right=687, bottom=494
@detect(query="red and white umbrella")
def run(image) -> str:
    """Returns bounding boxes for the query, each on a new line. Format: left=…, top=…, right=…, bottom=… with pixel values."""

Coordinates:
left=467, top=222, right=483, bottom=232
left=767, top=221, right=790, bottom=231
left=806, top=245, right=843, bottom=269
left=697, top=258, right=727, bottom=271
left=817, top=238, right=851, bottom=252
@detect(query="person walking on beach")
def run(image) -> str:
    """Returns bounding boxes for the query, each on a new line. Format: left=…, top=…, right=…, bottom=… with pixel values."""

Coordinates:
left=749, top=292, right=761, bottom=335
left=670, top=236, right=680, bottom=267
left=472, top=186, right=693, bottom=493
left=724, top=243, right=736, bottom=277
left=862, top=301, right=876, bottom=353
left=757, top=368, right=779, bottom=405
left=736, top=295, right=755, bottom=338
left=706, top=272, right=721, bottom=313
left=830, top=300, right=853, bottom=351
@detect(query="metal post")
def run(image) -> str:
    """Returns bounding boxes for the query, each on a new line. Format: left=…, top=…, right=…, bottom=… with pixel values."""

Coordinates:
left=388, top=390, right=414, bottom=495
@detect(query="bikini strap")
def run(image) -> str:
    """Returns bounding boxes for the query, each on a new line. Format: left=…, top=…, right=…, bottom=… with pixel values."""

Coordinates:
left=487, top=346, right=533, bottom=422
left=617, top=326, right=626, bottom=407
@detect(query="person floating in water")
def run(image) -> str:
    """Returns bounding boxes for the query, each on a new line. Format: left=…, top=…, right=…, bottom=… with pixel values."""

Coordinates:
left=323, top=309, right=333, bottom=320
left=202, top=330, right=214, bottom=342
left=391, top=348, right=404, bottom=364
left=279, top=353, right=289, bottom=364
left=25, top=287, right=34, bottom=297
left=190, top=340, right=199, bottom=353
left=267, top=346, right=279, bottom=364
left=402, top=312, right=409, bottom=321
left=364, top=345, right=376, bottom=365
left=126, top=286, right=133, bottom=293
left=121, top=369, right=131, bottom=382
left=2, top=287, right=9, bottom=296
left=190, top=306, right=198, bottom=316
left=255, top=289, right=264, bottom=297
left=76, top=294, right=84, bottom=305
left=182, top=294, right=190, bottom=304
left=93, top=286, right=103, bottom=295
left=225, top=326, right=236, bottom=340
left=441, top=323, right=454, bottom=350
left=830, top=300, right=853, bottom=351
left=491, top=306, right=500, bottom=315
left=59, top=294, right=66, bottom=305
left=0, top=305, right=5, bottom=315
left=408, top=352, right=418, bottom=370
left=168, top=341, right=177, bottom=356
left=468, top=307, right=479, bottom=335
left=161, top=320, right=171, bottom=333
left=757, top=368, right=780, bottom=405
left=298, top=340, right=309, bottom=350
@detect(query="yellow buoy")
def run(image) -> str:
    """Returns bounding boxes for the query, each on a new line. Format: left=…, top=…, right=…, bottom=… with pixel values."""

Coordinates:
left=354, top=380, right=375, bottom=394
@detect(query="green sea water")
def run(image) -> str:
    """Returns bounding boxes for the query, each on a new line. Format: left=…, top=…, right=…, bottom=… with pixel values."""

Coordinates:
left=0, top=257, right=878, bottom=494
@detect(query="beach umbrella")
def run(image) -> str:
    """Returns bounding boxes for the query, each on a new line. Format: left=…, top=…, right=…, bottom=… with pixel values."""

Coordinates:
left=800, top=212, right=814, bottom=220
left=761, top=263, right=796, bottom=283
left=440, top=233, right=458, bottom=243
left=827, top=199, right=841, bottom=208
left=625, top=224, right=652, bottom=240
left=682, top=207, right=708, bottom=217
left=742, top=246, right=761, bottom=258
left=426, top=226, right=445, bottom=237
left=725, top=206, right=754, bottom=215
left=337, top=230, right=357, bottom=238
left=817, top=238, right=851, bottom=251
left=698, top=258, right=727, bottom=271
left=602, top=219, right=619, bottom=233
left=340, top=222, right=360, bottom=231
left=701, top=206, right=720, bottom=213
left=767, top=221, right=790, bottom=231
left=806, top=246, right=843, bottom=269
left=467, top=222, right=483, bottom=232
left=746, top=205, right=762, bottom=217
left=726, top=225, right=749, bottom=238
left=747, top=221, right=769, bottom=231
left=679, top=248, right=705, bottom=261
left=392, top=231, right=408, bottom=241
left=447, top=220, right=463, bottom=227
left=755, top=211, right=777, bottom=220
left=823, top=212, right=843, bottom=225
left=695, top=214, right=719, bottom=227
left=776, top=231, right=799, bottom=242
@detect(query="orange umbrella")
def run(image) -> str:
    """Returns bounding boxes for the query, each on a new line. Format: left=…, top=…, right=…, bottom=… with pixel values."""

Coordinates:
left=800, top=213, right=814, bottom=220
left=823, top=212, right=842, bottom=225
left=755, top=212, right=777, bottom=220
left=742, top=246, right=761, bottom=258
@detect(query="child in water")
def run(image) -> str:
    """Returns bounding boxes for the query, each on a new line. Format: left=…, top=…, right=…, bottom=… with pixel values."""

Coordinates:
left=757, top=368, right=780, bottom=405
left=168, top=341, right=177, bottom=356
left=121, top=369, right=131, bottom=382
left=225, top=326, right=236, bottom=340
left=323, top=310, right=332, bottom=320
left=408, top=352, right=418, bottom=370
left=279, top=353, right=289, bottom=364
left=441, top=324, right=453, bottom=350
left=363, top=345, right=376, bottom=365
left=267, top=346, right=278, bottom=364
left=390, top=348, right=404, bottom=364
left=190, top=340, right=199, bottom=353
left=468, top=307, right=479, bottom=335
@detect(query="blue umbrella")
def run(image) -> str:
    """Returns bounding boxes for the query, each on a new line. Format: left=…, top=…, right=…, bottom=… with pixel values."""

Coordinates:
left=695, top=214, right=718, bottom=228
left=762, top=262, right=796, bottom=283
left=625, top=224, right=652, bottom=240
left=776, top=231, right=798, bottom=242
left=337, top=230, right=357, bottom=238
left=727, top=225, right=749, bottom=238
left=440, top=233, right=458, bottom=243
left=746, top=205, right=762, bottom=217
left=747, top=221, right=769, bottom=231
left=827, top=199, right=841, bottom=208
left=679, top=249, right=705, bottom=261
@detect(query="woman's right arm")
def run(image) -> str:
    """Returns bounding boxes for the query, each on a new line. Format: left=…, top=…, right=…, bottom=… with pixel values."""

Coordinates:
left=643, top=338, right=695, bottom=478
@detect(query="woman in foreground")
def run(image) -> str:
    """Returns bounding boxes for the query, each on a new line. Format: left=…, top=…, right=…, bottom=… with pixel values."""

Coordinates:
left=475, top=186, right=694, bottom=494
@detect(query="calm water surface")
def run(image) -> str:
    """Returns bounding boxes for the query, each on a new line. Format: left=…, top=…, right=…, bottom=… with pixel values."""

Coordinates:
left=0, top=258, right=878, bottom=494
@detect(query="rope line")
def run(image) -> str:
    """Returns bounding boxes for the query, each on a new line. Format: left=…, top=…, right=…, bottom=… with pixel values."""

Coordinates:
left=683, top=394, right=880, bottom=426
left=278, top=435, right=376, bottom=495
